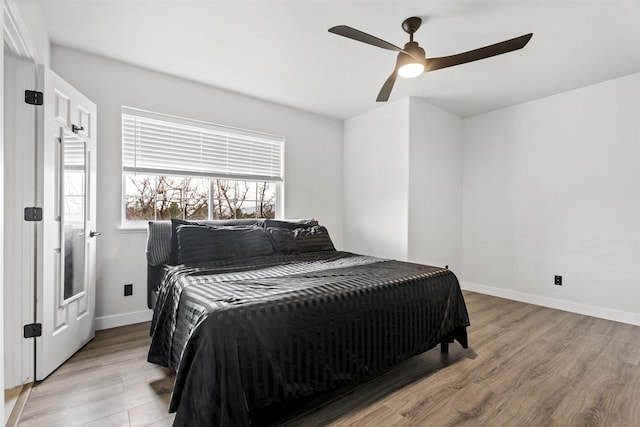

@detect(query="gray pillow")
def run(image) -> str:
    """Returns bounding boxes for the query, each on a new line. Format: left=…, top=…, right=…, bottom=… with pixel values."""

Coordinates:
left=147, top=221, right=172, bottom=266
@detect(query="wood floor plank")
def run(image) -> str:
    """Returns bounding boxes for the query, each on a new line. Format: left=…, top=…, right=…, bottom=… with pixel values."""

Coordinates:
left=79, top=411, right=131, bottom=427
left=143, top=416, right=176, bottom=427
left=20, top=378, right=124, bottom=420
left=20, top=376, right=169, bottom=426
left=328, top=403, right=408, bottom=427
left=128, top=396, right=174, bottom=427
left=17, top=294, right=640, bottom=427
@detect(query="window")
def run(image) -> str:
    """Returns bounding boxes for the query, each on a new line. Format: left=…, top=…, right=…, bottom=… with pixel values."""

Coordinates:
left=122, top=107, right=283, bottom=224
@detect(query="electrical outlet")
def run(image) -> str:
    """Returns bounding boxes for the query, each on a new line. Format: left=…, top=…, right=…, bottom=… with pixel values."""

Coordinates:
left=554, top=275, right=562, bottom=286
left=124, top=283, right=133, bottom=296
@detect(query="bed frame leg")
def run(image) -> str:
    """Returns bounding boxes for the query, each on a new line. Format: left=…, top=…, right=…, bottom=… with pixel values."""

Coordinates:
left=440, top=341, right=449, bottom=353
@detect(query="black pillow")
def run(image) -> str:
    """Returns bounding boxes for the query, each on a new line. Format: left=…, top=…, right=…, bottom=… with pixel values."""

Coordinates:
left=266, top=225, right=335, bottom=254
left=176, top=224, right=275, bottom=264
left=265, top=227, right=295, bottom=254
left=169, top=218, right=265, bottom=264
left=262, top=219, right=318, bottom=230
left=169, top=219, right=208, bottom=265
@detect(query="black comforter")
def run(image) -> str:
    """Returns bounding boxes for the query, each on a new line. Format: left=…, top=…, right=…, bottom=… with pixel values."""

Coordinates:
left=148, top=251, right=469, bottom=426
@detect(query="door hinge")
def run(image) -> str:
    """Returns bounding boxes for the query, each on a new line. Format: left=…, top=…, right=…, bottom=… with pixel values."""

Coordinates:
left=24, top=207, right=43, bottom=221
left=24, top=323, right=42, bottom=338
left=24, top=90, right=44, bottom=106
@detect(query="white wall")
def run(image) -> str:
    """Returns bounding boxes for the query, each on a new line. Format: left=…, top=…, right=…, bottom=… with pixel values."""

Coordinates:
left=343, top=99, right=410, bottom=260
left=462, top=73, right=640, bottom=324
left=343, top=76, right=640, bottom=325
left=408, top=98, right=463, bottom=271
left=343, top=97, right=464, bottom=269
left=50, top=45, right=344, bottom=328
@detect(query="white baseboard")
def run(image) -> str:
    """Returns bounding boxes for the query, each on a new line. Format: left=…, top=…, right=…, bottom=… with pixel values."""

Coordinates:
left=460, top=280, right=640, bottom=327
left=95, top=309, right=153, bottom=330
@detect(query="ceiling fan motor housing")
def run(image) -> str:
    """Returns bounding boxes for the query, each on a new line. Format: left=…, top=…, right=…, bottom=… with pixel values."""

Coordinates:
left=402, top=41, right=426, bottom=63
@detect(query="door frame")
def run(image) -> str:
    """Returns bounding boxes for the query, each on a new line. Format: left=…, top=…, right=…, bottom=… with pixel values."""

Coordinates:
left=3, top=51, right=37, bottom=388
left=3, top=0, right=39, bottom=391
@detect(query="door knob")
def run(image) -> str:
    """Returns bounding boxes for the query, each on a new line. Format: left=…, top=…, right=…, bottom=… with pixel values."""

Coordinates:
left=89, top=230, right=101, bottom=238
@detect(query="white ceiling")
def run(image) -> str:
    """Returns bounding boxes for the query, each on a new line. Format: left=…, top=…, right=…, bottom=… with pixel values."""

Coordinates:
left=41, top=0, right=640, bottom=120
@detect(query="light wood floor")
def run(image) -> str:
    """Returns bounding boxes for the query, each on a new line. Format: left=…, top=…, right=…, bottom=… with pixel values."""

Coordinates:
left=16, top=291, right=640, bottom=426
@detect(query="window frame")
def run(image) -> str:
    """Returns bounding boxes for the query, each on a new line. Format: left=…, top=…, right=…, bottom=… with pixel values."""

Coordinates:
left=120, top=107, right=284, bottom=228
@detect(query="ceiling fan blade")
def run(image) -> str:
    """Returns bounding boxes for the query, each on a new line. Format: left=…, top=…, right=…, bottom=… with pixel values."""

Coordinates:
left=329, top=25, right=405, bottom=53
left=425, top=33, right=533, bottom=72
left=376, top=69, right=398, bottom=102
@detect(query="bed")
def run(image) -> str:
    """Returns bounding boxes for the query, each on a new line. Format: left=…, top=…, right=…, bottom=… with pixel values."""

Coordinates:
left=146, top=218, right=470, bottom=426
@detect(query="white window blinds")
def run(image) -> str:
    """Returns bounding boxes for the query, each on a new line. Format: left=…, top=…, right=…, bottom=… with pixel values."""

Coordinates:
left=122, top=107, right=283, bottom=181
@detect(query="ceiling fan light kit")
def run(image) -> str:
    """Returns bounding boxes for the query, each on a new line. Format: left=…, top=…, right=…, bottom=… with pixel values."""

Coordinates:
left=329, top=16, right=533, bottom=102
left=397, top=42, right=425, bottom=78
left=398, top=61, right=424, bottom=78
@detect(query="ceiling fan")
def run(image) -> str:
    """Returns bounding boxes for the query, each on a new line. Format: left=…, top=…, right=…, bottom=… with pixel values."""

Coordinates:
left=329, top=17, right=533, bottom=102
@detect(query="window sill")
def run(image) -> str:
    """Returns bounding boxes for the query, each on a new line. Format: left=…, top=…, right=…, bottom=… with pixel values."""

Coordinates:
left=118, top=225, right=148, bottom=233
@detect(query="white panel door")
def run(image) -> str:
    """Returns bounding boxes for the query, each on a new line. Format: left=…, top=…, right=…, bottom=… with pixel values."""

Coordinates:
left=35, top=66, right=97, bottom=380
